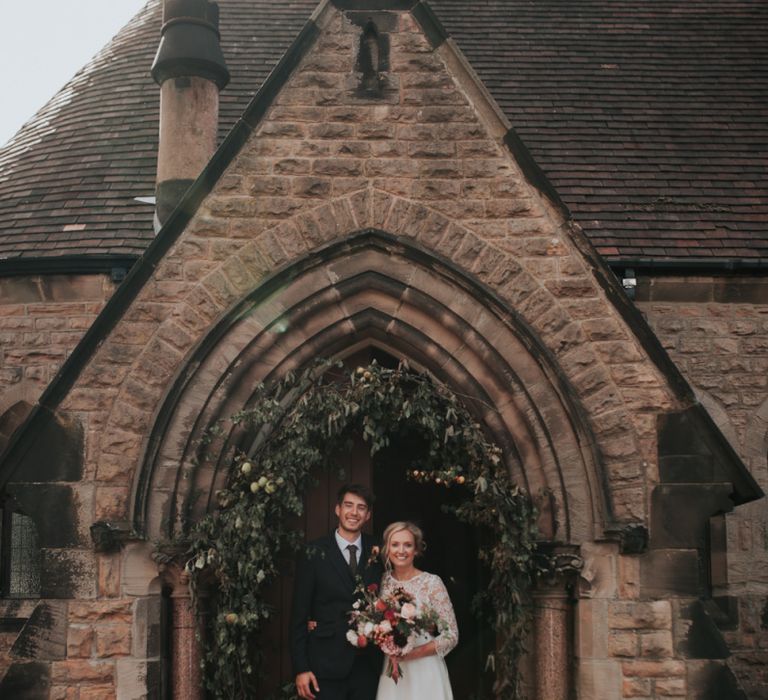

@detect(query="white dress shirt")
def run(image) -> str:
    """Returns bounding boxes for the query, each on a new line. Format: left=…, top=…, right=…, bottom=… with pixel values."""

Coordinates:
left=335, top=529, right=362, bottom=567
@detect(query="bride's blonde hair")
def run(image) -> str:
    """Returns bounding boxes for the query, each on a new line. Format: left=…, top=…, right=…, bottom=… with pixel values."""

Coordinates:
left=381, top=521, right=426, bottom=569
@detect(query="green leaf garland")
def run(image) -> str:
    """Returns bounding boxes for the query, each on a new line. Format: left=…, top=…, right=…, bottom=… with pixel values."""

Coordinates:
left=186, top=360, right=538, bottom=699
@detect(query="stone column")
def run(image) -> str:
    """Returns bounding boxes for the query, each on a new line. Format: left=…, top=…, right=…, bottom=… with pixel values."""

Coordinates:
left=533, top=584, right=571, bottom=700
left=532, top=548, right=583, bottom=700
left=168, top=568, right=203, bottom=700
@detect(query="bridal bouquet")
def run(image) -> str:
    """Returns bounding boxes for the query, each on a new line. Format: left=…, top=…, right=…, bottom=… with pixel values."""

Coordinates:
left=346, top=583, right=439, bottom=682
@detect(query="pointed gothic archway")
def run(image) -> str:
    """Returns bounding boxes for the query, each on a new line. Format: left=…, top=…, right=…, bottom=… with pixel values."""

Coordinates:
left=127, top=229, right=611, bottom=697
left=133, top=230, right=611, bottom=546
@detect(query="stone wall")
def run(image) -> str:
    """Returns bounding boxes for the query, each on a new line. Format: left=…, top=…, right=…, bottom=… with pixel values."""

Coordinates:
left=0, top=5, right=763, bottom=700
left=55, top=3, right=680, bottom=550
left=639, top=275, right=768, bottom=698
left=0, top=274, right=115, bottom=416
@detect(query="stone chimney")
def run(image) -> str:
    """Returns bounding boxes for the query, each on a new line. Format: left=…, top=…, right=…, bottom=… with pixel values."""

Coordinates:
left=151, top=0, right=230, bottom=226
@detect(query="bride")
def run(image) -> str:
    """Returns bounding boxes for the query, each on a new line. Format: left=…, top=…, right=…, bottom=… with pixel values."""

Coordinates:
left=375, top=521, right=458, bottom=700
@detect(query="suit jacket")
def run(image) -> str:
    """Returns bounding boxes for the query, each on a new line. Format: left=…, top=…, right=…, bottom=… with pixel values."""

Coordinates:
left=290, top=532, right=382, bottom=680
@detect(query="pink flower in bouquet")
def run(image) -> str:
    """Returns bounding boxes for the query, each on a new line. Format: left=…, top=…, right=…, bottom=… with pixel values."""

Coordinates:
left=376, top=620, right=392, bottom=634
left=379, top=633, right=413, bottom=658
left=347, top=583, right=442, bottom=684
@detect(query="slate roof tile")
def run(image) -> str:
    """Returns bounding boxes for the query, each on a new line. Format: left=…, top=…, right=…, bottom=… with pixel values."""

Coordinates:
left=0, top=0, right=765, bottom=264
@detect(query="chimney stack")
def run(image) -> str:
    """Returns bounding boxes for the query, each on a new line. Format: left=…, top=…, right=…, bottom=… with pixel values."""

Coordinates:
left=151, top=0, right=230, bottom=226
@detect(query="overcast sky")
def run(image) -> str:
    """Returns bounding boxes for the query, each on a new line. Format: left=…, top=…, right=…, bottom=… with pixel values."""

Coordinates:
left=1, top=1, right=148, bottom=146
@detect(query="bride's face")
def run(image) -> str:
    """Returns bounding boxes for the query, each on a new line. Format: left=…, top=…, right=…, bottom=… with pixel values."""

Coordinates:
left=388, top=529, right=416, bottom=570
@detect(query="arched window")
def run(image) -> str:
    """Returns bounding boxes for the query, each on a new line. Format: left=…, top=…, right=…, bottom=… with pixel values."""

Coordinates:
left=0, top=495, right=41, bottom=598
left=0, top=400, right=41, bottom=597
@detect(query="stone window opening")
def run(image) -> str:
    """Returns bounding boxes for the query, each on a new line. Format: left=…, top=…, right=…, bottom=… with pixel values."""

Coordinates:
left=0, top=494, right=41, bottom=598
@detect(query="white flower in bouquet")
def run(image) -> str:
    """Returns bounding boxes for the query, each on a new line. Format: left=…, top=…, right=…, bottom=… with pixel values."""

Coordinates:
left=346, top=629, right=359, bottom=646
left=400, top=602, right=417, bottom=620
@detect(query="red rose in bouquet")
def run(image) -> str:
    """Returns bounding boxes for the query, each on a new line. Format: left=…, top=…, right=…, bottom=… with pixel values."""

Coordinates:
left=347, top=584, right=440, bottom=683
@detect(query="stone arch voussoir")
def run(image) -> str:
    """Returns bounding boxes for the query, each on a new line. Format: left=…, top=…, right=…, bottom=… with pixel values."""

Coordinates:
left=131, top=229, right=625, bottom=550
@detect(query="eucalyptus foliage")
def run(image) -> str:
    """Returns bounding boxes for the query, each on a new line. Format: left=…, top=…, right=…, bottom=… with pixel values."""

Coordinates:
left=186, top=360, right=538, bottom=699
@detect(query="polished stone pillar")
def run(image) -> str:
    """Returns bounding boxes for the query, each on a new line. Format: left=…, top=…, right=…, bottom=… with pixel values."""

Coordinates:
left=532, top=548, right=582, bottom=700
left=533, top=584, right=571, bottom=700
left=169, top=569, right=203, bottom=700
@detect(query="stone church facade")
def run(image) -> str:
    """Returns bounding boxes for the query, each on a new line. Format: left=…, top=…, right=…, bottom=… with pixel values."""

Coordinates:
left=0, top=1, right=766, bottom=698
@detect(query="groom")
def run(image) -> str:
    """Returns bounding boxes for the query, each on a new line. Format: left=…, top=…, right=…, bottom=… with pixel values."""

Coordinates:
left=291, top=484, right=383, bottom=700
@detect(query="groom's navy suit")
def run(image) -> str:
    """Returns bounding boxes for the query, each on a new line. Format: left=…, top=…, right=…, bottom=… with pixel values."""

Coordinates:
left=291, top=532, right=382, bottom=698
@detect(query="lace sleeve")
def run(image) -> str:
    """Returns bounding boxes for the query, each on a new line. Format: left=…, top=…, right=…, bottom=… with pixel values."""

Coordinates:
left=427, top=575, right=458, bottom=657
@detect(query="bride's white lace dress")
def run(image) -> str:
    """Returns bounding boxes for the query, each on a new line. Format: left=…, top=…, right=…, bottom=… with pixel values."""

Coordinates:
left=375, top=570, right=458, bottom=700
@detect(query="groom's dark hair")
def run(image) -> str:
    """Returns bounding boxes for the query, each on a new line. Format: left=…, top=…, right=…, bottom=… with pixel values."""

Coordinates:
left=337, top=483, right=374, bottom=508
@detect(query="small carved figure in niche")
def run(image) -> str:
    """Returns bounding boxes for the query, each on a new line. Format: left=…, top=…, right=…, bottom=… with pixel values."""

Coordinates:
left=357, top=21, right=385, bottom=95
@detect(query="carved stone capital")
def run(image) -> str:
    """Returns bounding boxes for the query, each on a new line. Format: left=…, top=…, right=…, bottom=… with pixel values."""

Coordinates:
left=90, top=520, right=136, bottom=553
left=150, top=542, right=188, bottom=591
left=603, top=522, right=649, bottom=554
left=533, top=544, right=584, bottom=590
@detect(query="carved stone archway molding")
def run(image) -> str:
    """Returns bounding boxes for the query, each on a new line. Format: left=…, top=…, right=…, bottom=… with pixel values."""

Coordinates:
left=133, top=231, right=613, bottom=547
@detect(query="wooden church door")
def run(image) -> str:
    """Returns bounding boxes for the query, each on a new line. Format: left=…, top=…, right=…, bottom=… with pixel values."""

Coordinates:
left=256, top=351, right=490, bottom=697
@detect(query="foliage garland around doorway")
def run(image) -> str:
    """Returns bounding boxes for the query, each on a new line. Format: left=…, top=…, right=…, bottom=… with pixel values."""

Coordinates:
left=185, top=359, right=539, bottom=700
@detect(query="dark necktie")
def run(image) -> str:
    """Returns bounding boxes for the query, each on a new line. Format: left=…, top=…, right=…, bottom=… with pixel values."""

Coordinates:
left=347, top=544, right=358, bottom=577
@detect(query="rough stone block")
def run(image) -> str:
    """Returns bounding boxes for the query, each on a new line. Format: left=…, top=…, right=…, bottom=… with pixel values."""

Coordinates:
left=80, top=686, right=117, bottom=700
left=6, top=412, right=83, bottom=483
left=623, top=677, right=652, bottom=697
left=41, top=550, right=97, bottom=599
left=658, top=454, right=717, bottom=483
left=69, top=601, right=133, bottom=624
left=686, top=660, right=746, bottom=700
left=608, top=601, right=672, bottom=631
left=0, top=661, right=51, bottom=698
left=116, top=659, right=153, bottom=700
left=639, top=630, right=674, bottom=658
left=608, top=630, right=637, bottom=657
left=98, top=555, right=121, bottom=598
left=640, top=549, right=703, bottom=597
left=655, top=677, right=686, bottom=696
left=94, top=625, right=132, bottom=658
left=577, top=659, right=622, bottom=699
left=579, top=543, right=618, bottom=599
left=95, top=487, right=130, bottom=521
left=618, top=555, right=641, bottom=599
left=650, top=484, right=734, bottom=550
left=66, top=626, right=94, bottom=659
left=677, top=600, right=730, bottom=660
left=51, top=659, right=114, bottom=683
left=576, top=599, right=609, bottom=659
left=119, top=546, right=160, bottom=599
left=620, top=659, right=686, bottom=677
left=11, top=601, right=67, bottom=661
left=7, top=484, right=81, bottom=548
left=132, top=596, right=163, bottom=659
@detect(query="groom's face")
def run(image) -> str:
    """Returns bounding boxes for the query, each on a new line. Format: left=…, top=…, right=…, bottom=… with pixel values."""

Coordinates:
left=335, top=492, right=371, bottom=536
